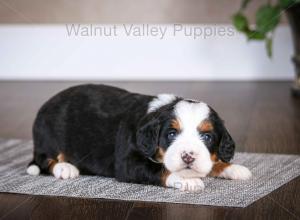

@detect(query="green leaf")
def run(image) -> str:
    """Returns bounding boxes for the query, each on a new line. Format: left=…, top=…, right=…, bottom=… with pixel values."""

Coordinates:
left=255, top=5, right=281, bottom=34
left=241, top=0, right=252, bottom=10
left=232, top=13, right=249, bottom=32
left=279, top=0, right=300, bottom=8
left=266, top=37, right=273, bottom=57
left=246, top=30, right=265, bottom=40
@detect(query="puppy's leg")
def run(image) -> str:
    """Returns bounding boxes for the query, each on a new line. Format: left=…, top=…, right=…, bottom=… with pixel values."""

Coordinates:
left=49, top=153, right=80, bottom=179
left=162, top=170, right=205, bottom=192
left=209, top=161, right=252, bottom=180
left=116, top=159, right=205, bottom=192
left=51, top=162, right=80, bottom=179
left=27, top=151, right=55, bottom=176
left=164, top=173, right=205, bottom=192
left=27, top=152, right=80, bottom=179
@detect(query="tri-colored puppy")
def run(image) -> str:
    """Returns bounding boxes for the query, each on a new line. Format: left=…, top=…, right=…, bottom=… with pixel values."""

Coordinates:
left=27, top=84, right=251, bottom=192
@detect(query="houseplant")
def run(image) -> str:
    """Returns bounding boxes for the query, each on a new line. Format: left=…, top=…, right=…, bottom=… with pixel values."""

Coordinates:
left=232, top=0, right=300, bottom=96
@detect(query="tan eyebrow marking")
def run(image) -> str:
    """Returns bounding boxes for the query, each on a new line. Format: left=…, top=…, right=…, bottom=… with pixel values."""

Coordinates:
left=198, top=120, right=213, bottom=132
left=171, top=119, right=181, bottom=131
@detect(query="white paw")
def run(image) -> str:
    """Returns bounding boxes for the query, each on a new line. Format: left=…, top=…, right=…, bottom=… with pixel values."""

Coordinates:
left=166, top=173, right=205, bottom=192
left=53, top=162, right=80, bottom=179
left=26, top=164, right=40, bottom=176
left=219, top=164, right=252, bottom=180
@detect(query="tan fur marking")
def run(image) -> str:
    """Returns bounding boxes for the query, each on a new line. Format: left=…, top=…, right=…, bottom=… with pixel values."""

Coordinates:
left=57, top=153, right=66, bottom=162
left=171, top=119, right=181, bottom=131
left=210, top=153, right=218, bottom=162
left=155, top=147, right=165, bottom=163
left=209, top=162, right=231, bottom=177
left=48, top=153, right=66, bottom=173
left=198, top=120, right=213, bottom=133
left=161, top=168, right=171, bottom=186
left=47, top=159, right=57, bottom=173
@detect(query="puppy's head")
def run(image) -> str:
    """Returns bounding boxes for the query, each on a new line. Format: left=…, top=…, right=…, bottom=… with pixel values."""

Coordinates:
left=136, top=95, right=235, bottom=176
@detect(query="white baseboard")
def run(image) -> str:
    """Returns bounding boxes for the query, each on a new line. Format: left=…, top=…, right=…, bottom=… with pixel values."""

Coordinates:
left=0, top=24, right=294, bottom=81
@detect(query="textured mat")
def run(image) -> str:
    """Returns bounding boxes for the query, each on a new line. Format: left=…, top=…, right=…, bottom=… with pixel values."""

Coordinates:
left=0, top=139, right=299, bottom=207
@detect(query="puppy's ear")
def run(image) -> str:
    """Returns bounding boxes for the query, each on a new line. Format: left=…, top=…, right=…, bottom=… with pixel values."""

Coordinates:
left=217, top=128, right=235, bottom=163
left=136, top=116, right=160, bottom=158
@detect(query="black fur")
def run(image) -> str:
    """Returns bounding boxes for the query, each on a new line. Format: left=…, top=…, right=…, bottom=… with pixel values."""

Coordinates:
left=31, top=84, right=171, bottom=184
left=208, top=107, right=235, bottom=162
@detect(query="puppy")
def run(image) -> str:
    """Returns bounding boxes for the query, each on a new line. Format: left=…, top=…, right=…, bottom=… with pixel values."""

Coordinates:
left=27, top=84, right=251, bottom=192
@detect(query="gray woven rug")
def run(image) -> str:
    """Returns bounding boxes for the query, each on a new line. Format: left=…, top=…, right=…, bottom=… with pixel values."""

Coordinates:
left=0, top=139, right=299, bottom=208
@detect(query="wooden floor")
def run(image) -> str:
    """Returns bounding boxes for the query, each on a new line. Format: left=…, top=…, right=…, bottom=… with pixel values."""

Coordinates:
left=0, top=81, right=299, bottom=220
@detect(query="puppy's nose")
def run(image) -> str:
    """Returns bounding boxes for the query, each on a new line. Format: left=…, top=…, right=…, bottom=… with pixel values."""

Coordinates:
left=181, top=151, right=195, bottom=164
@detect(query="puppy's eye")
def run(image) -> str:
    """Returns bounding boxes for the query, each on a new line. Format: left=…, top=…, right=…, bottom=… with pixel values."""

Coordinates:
left=167, top=129, right=177, bottom=141
left=202, top=133, right=213, bottom=143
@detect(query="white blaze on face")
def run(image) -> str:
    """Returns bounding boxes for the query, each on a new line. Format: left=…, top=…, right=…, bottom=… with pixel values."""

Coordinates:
left=164, top=100, right=213, bottom=176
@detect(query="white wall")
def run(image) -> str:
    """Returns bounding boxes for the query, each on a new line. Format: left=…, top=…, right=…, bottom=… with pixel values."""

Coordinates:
left=0, top=24, right=294, bottom=81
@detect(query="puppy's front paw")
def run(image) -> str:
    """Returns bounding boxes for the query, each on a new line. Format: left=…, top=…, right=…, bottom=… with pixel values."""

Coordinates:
left=53, top=162, right=80, bottom=179
left=166, top=173, right=204, bottom=192
left=219, top=164, right=252, bottom=180
left=176, top=178, right=205, bottom=192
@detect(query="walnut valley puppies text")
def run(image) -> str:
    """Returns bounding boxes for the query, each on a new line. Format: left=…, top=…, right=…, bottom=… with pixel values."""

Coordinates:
left=65, top=24, right=235, bottom=39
